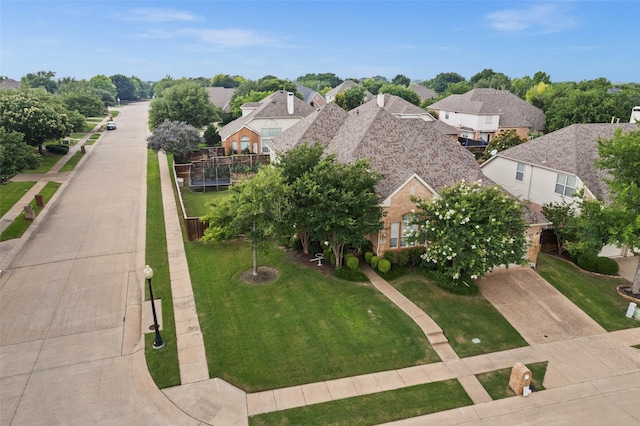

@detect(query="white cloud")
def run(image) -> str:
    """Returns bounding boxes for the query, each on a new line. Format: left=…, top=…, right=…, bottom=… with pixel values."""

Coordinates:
left=124, top=8, right=198, bottom=22
left=486, top=4, right=578, bottom=34
left=186, top=28, right=278, bottom=48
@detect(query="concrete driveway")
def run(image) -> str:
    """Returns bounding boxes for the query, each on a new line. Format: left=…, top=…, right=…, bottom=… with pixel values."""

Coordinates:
left=478, top=267, right=607, bottom=345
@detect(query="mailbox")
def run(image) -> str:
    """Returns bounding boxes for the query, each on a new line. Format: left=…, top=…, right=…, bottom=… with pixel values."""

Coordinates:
left=509, top=362, right=532, bottom=396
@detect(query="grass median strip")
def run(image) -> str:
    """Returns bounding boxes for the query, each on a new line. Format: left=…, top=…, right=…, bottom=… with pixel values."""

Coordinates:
left=476, top=361, right=548, bottom=400
left=0, top=181, right=36, bottom=217
left=536, top=253, right=638, bottom=331
left=59, top=151, right=85, bottom=172
left=0, top=182, right=61, bottom=241
left=249, top=379, right=473, bottom=426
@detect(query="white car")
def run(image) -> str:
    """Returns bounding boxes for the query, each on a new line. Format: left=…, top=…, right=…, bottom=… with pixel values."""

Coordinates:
left=106, top=121, right=116, bottom=130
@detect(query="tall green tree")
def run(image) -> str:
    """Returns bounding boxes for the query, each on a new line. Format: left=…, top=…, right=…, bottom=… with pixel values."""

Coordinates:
left=482, top=129, right=527, bottom=161
left=210, top=73, right=243, bottom=88
left=545, top=89, right=617, bottom=131
left=300, top=158, right=383, bottom=266
left=424, top=72, right=465, bottom=93
left=0, top=89, right=70, bottom=153
left=0, top=127, right=41, bottom=183
left=109, top=74, right=136, bottom=101
left=597, top=128, right=640, bottom=294
left=148, top=81, right=218, bottom=129
left=61, top=91, right=104, bottom=117
left=391, top=74, right=411, bottom=87
left=20, top=70, right=58, bottom=93
left=341, top=86, right=366, bottom=111
left=275, top=142, right=326, bottom=254
left=411, top=181, right=528, bottom=285
left=379, top=84, right=420, bottom=106
left=201, top=166, right=292, bottom=276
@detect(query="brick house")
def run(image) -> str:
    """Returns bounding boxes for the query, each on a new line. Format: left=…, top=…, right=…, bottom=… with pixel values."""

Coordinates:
left=428, top=88, right=545, bottom=143
left=219, top=91, right=316, bottom=155
left=270, top=100, right=544, bottom=260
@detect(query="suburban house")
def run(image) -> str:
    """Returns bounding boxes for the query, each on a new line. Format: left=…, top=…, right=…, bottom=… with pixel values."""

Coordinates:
left=295, top=83, right=327, bottom=109
left=324, top=80, right=374, bottom=104
left=219, top=90, right=316, bottom=155
left=481, top=122, right=638, bottom=257
left=269, top=101, right=545, bottom=261
left=428, top=88, right=545, bottom=143
left=374, top=93, right=435, bottom=121
left=206, top=87, right=235, bottom=113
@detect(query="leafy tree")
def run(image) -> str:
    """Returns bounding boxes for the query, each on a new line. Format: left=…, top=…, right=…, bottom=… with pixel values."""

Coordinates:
left=526, top=81, right=556, bottom=111
left=391, top=74, right=411, bottom=87
left=0, top=89, right=70, bottom=153
left=597, top=128, right=640, bottom=294
left=210, top=73, right=243, bottom=88
left=21, top=70, right=58, bottom=93
left=130, top=75, right=150, bottom=99
left=424, top=72, right=465, bottom=94
left=361, top=77, right=387, bottom=95
left=379, top=84, right=420, bottom=106
left=296, top=73, right=343, bottom=91
left=510, top=75, right=534, bottom=99
left=482, top=129, right=527, bottom=160
left=545, top=89, right=617, bottom=131
left=203, top=124, right=221, bottom=146
left=109, top=74, right=136, bottom=101
left=61, top=91, right=104, bottom=117
left=256, top=77, right=296, bottom=93
left=148, top=81, right=218, bottom=129
left=470, top=68, right=511, bottom=90
left=152, top=76, right=180, bottom=98
left=201, top=166, right=292, bottom=276
left=541, top=201, right=575, bottom=257
left=146, top=120, right=203, bottom=163
left=66, top=109, right=87, bottom=133
left=342, top=86, right=366, bottom=110
left=411, top=181, right=528, bottom=284
left=533, top=71, right=551, bottom=85
left=89, top=75, right=117, bottom=97
left=229, top=90, right=271, bottom=118
left=334, top=92, right=347, bottom=110
left=0, top=127, right=41, bottom=183
left=299, top=158, right=383, bottom=266
left=274, top=142, right=326, bottom=254
left=443, top=81, right=472, bottom=96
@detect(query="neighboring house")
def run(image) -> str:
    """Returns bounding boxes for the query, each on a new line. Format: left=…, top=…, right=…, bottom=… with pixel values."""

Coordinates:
left=428, top=88, right=545, bottom=143
left=324, top=80, right=374, bottom=104
left=408, top=84, right=437, bottom=103
left=374, top=93, right=435, bottom=121
left=295, top=83, right=327, bottom=109
left=0, top=78, right=20, bottom=90
left=270, top=100, right=544, bottom=261
left=206, top=87, right=235, bottom=112
left=219, top=90, right=316, bottom=155
left=481, top=122, right=639, bottom=257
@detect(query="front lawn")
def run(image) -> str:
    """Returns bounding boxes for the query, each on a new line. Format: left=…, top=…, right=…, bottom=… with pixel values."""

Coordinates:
left=0, top=182, right=61, bottom=241
left=186, top=240, right=437, bottom=392
left=24, top=153, right=62, bottom=174
left=249, top=379, right=473, bottom=426
left=391, top=272, right=528, bottom=358
left=536, top=253, right=638, bottom=331
left=179, top=187, right=229, bottom=217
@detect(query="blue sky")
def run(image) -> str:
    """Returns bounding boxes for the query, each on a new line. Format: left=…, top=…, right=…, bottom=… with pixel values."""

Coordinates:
left=2, top=1, right=638, bottom=84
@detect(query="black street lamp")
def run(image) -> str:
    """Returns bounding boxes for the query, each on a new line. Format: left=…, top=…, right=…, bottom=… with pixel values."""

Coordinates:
left=143, top=265, right=164, bottom=349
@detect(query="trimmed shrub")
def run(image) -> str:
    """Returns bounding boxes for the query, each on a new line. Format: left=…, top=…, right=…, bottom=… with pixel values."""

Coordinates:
left=46, top=144, right=69, bottom=155
left=364, top=251, right=374, bottom=264
left=344, top=252, right=355, bottom=261
left=384, top=251, right=396, bottom=264
left=408, top=247, right=425, bottom=267
left=334, top=266, right=368, bottom=282
left=596, top=256, right=619, bottom=275
left=377, top=258, right=391, bottom=274
left=323, top=248, right=332, bottom=261
left=576, top=253, right=599, bottom=272
left=371, top=256, right=380, bottom=269
left=397, top=250, right=410, bottom=267
left=346, top=256, right=360, bottom=271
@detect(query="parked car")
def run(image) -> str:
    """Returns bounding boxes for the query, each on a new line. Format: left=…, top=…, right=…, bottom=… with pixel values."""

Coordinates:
left=106, top=121, right=116, bottom=130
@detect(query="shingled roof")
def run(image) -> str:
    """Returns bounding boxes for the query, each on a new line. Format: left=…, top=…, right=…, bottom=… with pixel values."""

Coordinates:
left=206, top=87, right=235, bottom=112
left=429, top=88, right=545, bottom=132
left=409, top=84, right=437, bottom=102
left=220, top=91, right=316, bottom=140
left=490, top=123, right=639, bottom=202
left=271, top=99, right=489, bottom=200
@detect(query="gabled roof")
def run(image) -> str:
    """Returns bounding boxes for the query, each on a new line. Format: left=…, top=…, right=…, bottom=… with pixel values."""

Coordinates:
left=220, top=91, right=316, bottom=140
left=428, top=120, right=459, bottom=137
left=324, top=80, right=360, bottom=98
left=487, top=123, right=639, bottom=202
left=408, top=84, right=437, bottom=102
left=0, top=78, right=20, bottom=90
left=271, top=98, right=489, bottom=200
left=295, top=83, right=325, bottom=104
left=429, top=88, right=545, bottom=131
left=375, top=93, right=434, bottom=119
left=206, top=87, right=235, bottom=112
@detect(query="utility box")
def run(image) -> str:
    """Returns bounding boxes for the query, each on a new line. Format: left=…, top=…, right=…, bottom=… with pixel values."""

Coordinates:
left=509, top=362, right=532, bottom=396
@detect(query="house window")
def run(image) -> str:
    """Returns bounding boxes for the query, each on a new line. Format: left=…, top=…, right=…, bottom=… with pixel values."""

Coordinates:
left=445, top=111, right=449, bottom=119
left=261, top=127, right=281, bottom=150
left=485, top=115, right=492, bottom=124
left=240, top=136, right=250, bottom=154
left=516, top=163, right=525, bottom=181
left=400, top=214, right=418, bottom=247
left=390, top=223, right=399, bottom=248
left=555, top=173, right=576, bottom=197
left=231, top=142, right=238, bottom=155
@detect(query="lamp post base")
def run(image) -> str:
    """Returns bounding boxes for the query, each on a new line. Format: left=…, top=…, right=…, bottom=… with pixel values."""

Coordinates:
left=152, top=340, right=165, bottom=349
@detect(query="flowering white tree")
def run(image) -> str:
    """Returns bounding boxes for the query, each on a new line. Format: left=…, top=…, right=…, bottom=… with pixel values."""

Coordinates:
left=410, top=180, right=528, bottom=285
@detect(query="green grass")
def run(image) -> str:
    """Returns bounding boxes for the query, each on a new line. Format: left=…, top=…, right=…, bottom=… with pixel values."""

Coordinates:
left=144, top=150, right=181, bottom=388
left=536, top=253, right=638, bottom=331
left=179, top=187, right=229, bottom=217
left=186, top=240, right=437, bottom=392
left=58, top=151, right=84, bottom=172
left=0, top=181, right=37, bottom=216
left=0, top=182, right=61, bottom=241
left=391, top=272, right=528, bottom=358
left=249, top=379, right=473, bottom=426
left=23, top=153, right=62, bottom=174
left=633, top=344, right=640, bottom=349
left=85, top=133, right=101, bottom=145
left=476, top=361, right=548, bottom=400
